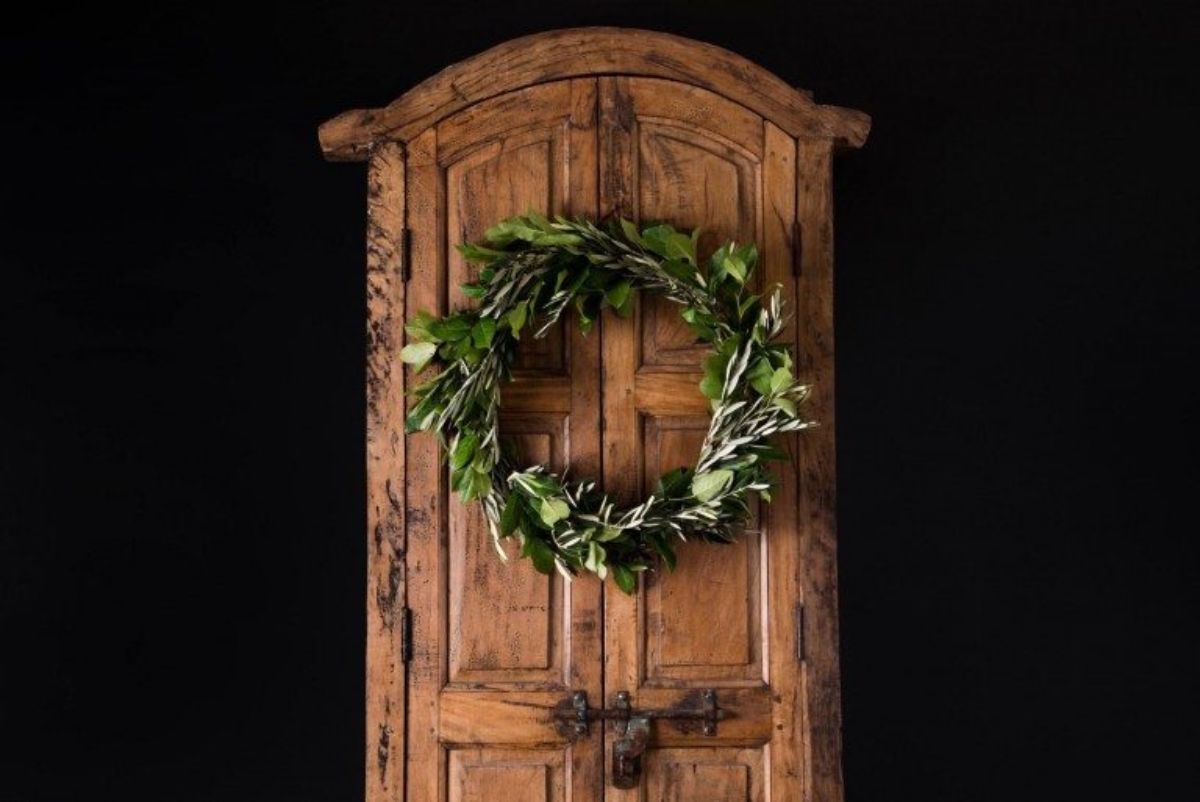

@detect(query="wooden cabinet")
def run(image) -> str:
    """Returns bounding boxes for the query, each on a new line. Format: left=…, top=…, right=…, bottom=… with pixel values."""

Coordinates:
left=320, top=27, right=869, bottom=802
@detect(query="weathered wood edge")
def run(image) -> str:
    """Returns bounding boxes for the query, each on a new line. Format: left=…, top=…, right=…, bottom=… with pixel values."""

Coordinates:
left=318, top=27, right=871, bottom=161
left=364, top=141, right=407, bottom=802
left=796, top=137, right=845, bottom=802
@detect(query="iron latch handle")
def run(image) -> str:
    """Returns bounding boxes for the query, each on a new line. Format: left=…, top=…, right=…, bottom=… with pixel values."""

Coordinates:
left=612, top=714, right=650, bottom=789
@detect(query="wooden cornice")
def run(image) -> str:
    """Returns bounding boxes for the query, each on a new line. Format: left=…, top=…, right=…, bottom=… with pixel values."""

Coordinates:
left=318, top=27, right=871, bottom=161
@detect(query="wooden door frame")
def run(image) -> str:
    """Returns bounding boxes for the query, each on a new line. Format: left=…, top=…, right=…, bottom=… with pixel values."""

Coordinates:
left=324, top=27, right=869, bottom=802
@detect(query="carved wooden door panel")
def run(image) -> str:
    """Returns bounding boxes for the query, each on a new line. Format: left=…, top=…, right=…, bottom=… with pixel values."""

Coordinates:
left=403, top=79, right=605, bottom=802
left=598, top=77, right=806, bottom=802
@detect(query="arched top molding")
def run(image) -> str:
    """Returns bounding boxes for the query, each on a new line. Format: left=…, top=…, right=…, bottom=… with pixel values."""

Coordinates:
left=318, top=27, right=870, bottom=161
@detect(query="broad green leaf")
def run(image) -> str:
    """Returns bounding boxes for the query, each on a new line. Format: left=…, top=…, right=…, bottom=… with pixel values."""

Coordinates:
left=773, top=396, right=798, bottom=417
left=691, top=469, right=733, bottom=502
left=612, top=563, right=636, bottom=594
left=471, top=448, right=494, bottom=475
left=699, top=371, right=723, bottom=400
left=405, top=310, right=437, bottom=341
left=605, top=280, right=632, bottom=313
left=499, top=493, right=521, bottom=537
left=460, top=283, right=487, bottom=299
left=596, top=525, right=624, bottom=543
left=471, top=318, right=497, bottom=349
left=749, top=356, right=774, bottom=396
left=400, top=342, right=436, bottom=370
left=722, top=255, right=747, bottom=284
left=661, top=258, right=698, bottom=285
left=770, top=367, right=793, bottom=394
left=450, top=433, right=479, bottom=471
left=455, top=243, right=505, bottom=263
left=508, top=301, right=528, bottom=338
left=585, top=541, right=607, bottom=580
left=428, top=316, right=472, bottom=342
left=520, top=534, right=556, bottom=575
left=619, top=217, right=645, bottom=246
left=539, top=498, right=571, bottom=527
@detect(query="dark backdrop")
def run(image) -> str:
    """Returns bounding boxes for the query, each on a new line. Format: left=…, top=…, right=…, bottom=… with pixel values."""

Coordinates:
left=3, top=2, right=1197, bottom=800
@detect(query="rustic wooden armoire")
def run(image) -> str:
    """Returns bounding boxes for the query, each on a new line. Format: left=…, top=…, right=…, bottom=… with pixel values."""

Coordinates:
left=320, top=27, right=869, bottom=802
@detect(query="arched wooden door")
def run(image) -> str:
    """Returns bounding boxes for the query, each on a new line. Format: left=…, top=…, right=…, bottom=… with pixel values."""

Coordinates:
left=320, top=28, right=869, bottom=802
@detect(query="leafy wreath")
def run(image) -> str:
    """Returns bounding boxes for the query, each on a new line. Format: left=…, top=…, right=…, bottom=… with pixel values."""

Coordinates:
left=402, top=214, right=812, bottom=593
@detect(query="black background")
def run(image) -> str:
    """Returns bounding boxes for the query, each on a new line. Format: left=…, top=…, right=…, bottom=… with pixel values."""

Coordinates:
left=3, top=1, right=1198, bottom=800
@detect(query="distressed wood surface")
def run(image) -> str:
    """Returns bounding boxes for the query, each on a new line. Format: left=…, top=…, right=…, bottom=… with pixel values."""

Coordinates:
left=795, top=137, right=844, bottom=802
left=318, top=27, right=869, bottom=160
left=365, top=141, right=407, bottom=802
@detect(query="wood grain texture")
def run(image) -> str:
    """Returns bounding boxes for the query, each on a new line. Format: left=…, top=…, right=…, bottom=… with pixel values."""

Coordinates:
left=796, top=137, right=844, bottom=802
left=404, top=126, right=447, bottom=802
left=405, top=79, right=604, bottom=802
left=365, top=141, right=407, bottom=802
left=761, top=122, right=807, bottom=801
left=318, top=27, right=869, bottom=160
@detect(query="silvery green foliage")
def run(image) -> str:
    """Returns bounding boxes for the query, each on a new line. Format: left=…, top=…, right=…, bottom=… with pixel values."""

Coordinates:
left=402, top=214, right=813, bottom=594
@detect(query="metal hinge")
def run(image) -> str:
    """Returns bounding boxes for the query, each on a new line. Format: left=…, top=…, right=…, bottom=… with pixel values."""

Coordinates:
left=399, top=228, right=412, bottom=282
left=796, top=603, right=806, bottom=662
left=791, top=220, right=803, bottom=277
left=399, top=606, right=413, bottom=662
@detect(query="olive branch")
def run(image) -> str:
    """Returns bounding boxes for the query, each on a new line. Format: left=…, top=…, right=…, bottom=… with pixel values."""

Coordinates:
left=402, top=214, right=813, bottom=593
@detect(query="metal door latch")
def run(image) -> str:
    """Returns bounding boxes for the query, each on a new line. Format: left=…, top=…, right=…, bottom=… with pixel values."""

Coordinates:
left=553, top=688, right=724, bottom=737
left=553, top=689, right=724, bottom=787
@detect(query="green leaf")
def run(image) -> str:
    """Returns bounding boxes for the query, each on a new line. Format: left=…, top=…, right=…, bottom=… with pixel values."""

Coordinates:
left=455, top=242, right=506, bottom=263
left=699, top=371, right=723, bottom=400
left=661, top=258, right=698, bottom=285
left=619, top=217, right=645, bottom=246
left=691, top=469, right=734, bottom=502
left=722, top=255, right=747, bottom=284
left=641, top=224, right=696, bottom=264
left=612, top=563, right=636, bottom=594
left=748, top=357, right=774, bottom=396
left=499, top=493, right=520, bottom=537
left=700, top=347, right=733, bottom=400
left=533, top=232, right=583, bottom=247
left=605, top=280, right=632, bottom=313
left=460, top=283, right=487, bottom=299
left=471, top=318, right=497, bottom=349
left=400, top=342, right=437, bottom=370
left=595, top=525, right=624, bottom=543
left=450, top=433, right=479, bottom=471
left=520, top=534, right=556, bottom=575
left=773, top=396, right=798, bottom=417
left=485, top=219, right=541, bottom=245
left=428, top=316, right=472, bottom=342
left=508, top=301, right=528, bottom=339
left=405, top=310, right=437, bottom=342
left=471, top=448, right=494, bottom=475
left=539, top=498, right=571, bottom=527
left=655, top=466, right=693, bottom=499
left=585, top=541, right=607, bottom=580
left=770, top=367, right=793, bottom=394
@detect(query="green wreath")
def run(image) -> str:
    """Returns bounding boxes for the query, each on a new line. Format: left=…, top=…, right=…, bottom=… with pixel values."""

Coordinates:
left=402, top=214, right=812, bottom=593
